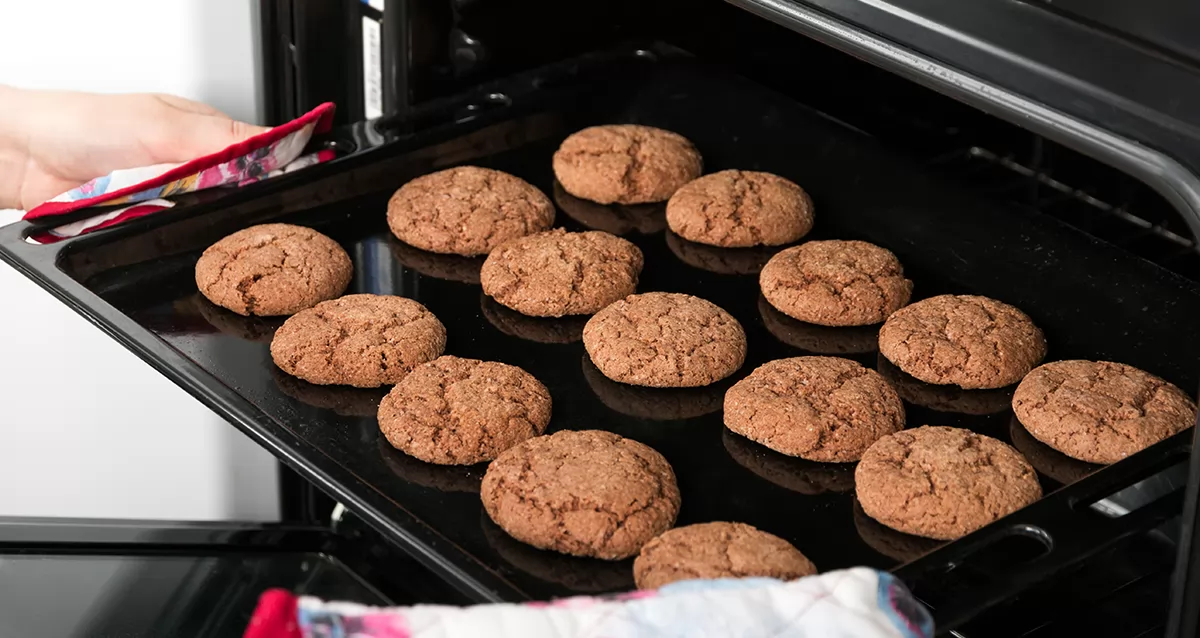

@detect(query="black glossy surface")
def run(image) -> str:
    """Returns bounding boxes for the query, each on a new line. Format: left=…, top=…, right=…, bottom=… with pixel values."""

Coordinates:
left=0, top=552, right=384, bottom=638
left=6, top=61, right=1200, bottom=607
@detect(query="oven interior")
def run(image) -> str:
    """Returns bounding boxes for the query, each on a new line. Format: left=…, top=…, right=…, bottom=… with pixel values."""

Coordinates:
left=8, top=1, right=1199, bottom=637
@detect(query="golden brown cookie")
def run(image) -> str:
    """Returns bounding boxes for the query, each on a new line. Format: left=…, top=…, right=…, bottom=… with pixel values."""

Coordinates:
left=192, top=294, right=284, bottom=343
left=1012, top=360, right=1196, bottom=464
left=378, top=356, right=552, bottom=465
left=583, top=292, right=747, bottom=388
left=554, top=181, right=667, bottom=235
left=878, top=295, right=1046, bottom=389
left=270, top=294, right=446, bottom=388
left=632, top=522, right=816, bottom=590
left=480, top=229, right=644, bottom=317
left=666, top=170, right=813, bottom=248
left=387, top=166, right=555, bottom=256
left=852, top=500, right=943, bottom=563
left=481, top=430, right=680, bottom=560
left=1007, top=417, right=1100, bottom=486
left=855, top=426, right=1042, bottom=540
left=481, top=514, right=635, bottom=593
left=195, top=223, right=352, bottom=316
left=760, top=241, right=912, bottom=327
left=724, top=357, right=905, bottom=462
left=553, top=125, right=702, bottom=205
left=758, top=295, right=879, bottom=355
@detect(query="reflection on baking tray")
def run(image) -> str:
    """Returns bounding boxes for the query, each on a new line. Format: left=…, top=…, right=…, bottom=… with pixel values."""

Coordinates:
left=1086, top=457, right=1189, bottom=520
left=480, top=294, right=588, bottom=344
left=757, top=295, right=879, bottom=355
left=273, top=366, right=388, bottom=420
left=852, top=499, right=944, bottom=563
left=378, top=438, right=485, bottom=494
left=665, top=230, right=780, bottom=275
left=582, top=355, right=724, bottom=421
left=1007, top=416, right=1101, bottom=487
left=190, top=294, right=285, bottom=343
left=877, top=354, right=1015, bottom=416
left=388, top=237, right=485, bottom=285
left=553, top=181, right=667, bottom=236
left=723, top=430, right=855, bottom=495
left=481, top=513, right=634, bottom=593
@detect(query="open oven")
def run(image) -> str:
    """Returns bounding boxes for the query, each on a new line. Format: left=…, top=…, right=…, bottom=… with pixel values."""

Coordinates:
left=3, top=1, right=1200, bottom=636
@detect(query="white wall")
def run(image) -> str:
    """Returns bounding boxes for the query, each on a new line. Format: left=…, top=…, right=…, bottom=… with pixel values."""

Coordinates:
left=0, top=1, right=280, bottom=521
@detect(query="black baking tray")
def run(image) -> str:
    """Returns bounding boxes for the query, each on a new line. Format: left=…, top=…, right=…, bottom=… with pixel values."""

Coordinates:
left=4, top=51, right=1199, bottom=630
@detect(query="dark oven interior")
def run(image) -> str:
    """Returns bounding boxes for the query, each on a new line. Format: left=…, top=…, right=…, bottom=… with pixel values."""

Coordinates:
left=15, top=1, right=1198, bottom=637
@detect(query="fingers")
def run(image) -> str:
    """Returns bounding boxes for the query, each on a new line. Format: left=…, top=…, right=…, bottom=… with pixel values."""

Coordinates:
left=147, top=109, right=271, bottom=164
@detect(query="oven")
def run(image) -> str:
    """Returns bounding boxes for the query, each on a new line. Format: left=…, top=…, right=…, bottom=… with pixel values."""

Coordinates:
left=2, top=1, right=1199, bottom=636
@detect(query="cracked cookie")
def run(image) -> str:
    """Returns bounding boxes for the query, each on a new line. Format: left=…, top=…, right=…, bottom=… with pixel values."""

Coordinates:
left=553, top=125, right=702, bottom=205
left=633, top=522, right=816, bottom=590
left=553, top=181, right=667, bottom=235
left=724, top=357, right=905, bottom=462
left=270, top=294, right=446, bottom=388
left=855, top=425, right=1042, bottom=540
left=195, top=223, right=352, bottom=316
left=1007, top=416, right=1100, bottom=486
left=878, top=294, right=1046, bottom=390
left=760, top=240, right=911, bottom=327
left=481, top=229, right=644, bottom=317
left=1012, top=360, right=1197, bottom=464
left=378, top=356, right=552, bottom=465
left=583, top=292, right=747, bottom=388
left=481, top=429, right=680, bottom=560
left=666, top=170, right=813, bottom=248
left=387, top=166, right=555, bottom=256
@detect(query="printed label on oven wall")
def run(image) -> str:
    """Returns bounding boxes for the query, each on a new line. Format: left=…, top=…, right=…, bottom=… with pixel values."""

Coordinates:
left=361, top=16, right=383, bottom=120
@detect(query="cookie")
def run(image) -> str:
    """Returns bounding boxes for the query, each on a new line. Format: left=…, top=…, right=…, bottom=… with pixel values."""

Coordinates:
left=389, top=238, right=484, bottom=284
left=878, top=294, right=1046, bottom=389
left=724, top=357, right=905, bottom=462
left=632, top=522, right=816, bottom=590
left=583, top=292, right=747, bottom=388
left=583, top=356, right=724, bottom=421
left=553, top=125, right=702, bottom=205
left=481, top=229, right=644, bottom=317
left=723, top=430, right=854, bottom=495
left=1007, top=417, right=1100, bottom=486
left=270, top=294, right=446, bottom=388
left=666, top=231, right=779, bottom=276
left=760, top=241, right=912, bottom=327
left=481, top=429, right=680, bottom=559
left=852, top=500, right=943, bottom=563
left=481, top=294, right=587, bottom=344
left=554, top=181, right=667, bottom=235
left=378, top=356, right=552, bottom=465
left=1012, top=360, right=1197, bottom=464
left=877, top=355, right=1014, bottom=416
left=855, top=426, right=1042, bottom=540
left=195, top=223, right=352, bottom=316
left=666, top=170, right=813, bottom=248
left=387, top=166, right=555, bottom=256
left=481, top=514, right=635, bottom=593
left=758, top=295, right=878, bottom=355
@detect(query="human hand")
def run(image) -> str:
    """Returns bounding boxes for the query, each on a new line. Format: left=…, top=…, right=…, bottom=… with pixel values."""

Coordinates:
left=0, top=86, right=267, bottom=210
